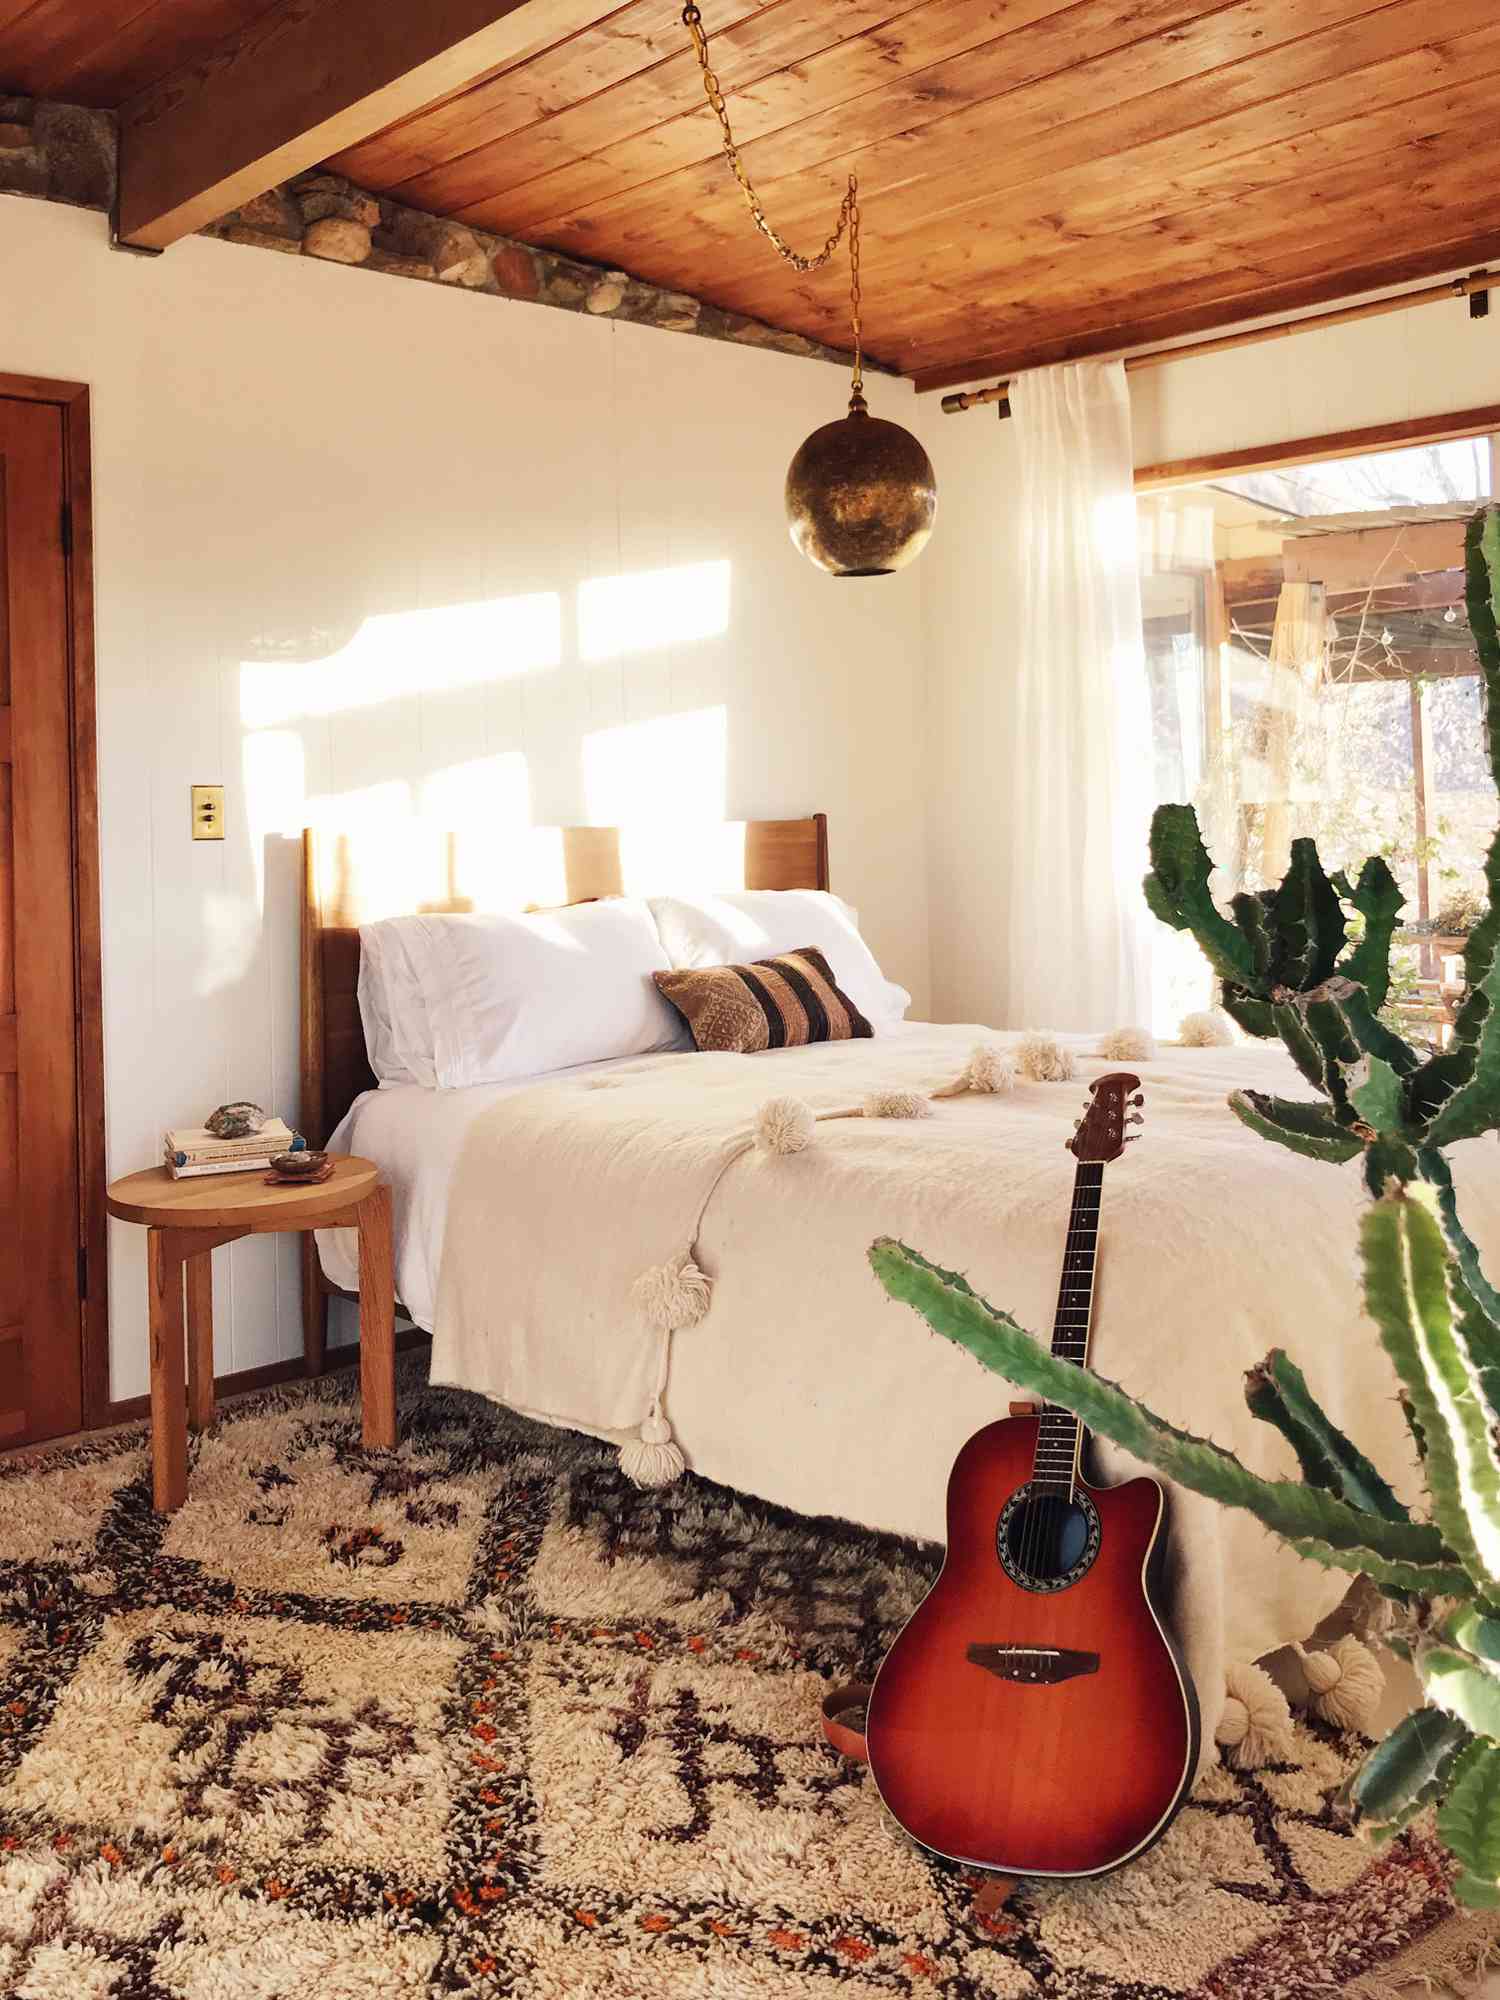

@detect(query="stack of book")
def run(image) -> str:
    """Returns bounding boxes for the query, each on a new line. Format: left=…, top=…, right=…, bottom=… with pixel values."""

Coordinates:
left=164, top=1119, right=304, bottom=1180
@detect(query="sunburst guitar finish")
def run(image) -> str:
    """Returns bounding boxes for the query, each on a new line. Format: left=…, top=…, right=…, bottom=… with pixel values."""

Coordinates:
left=865, top=1072, right=1199, bottom=1878
left=866, top=1415, right=1197, bottom=1875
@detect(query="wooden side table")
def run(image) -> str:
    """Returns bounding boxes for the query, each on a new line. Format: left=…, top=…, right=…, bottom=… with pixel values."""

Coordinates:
left=105, top=1156, right=395, bottom=1512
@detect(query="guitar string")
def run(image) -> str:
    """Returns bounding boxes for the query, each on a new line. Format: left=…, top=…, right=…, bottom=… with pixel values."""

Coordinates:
left=1023, top=1166, right=1076, bottom=1582
left=1023, top=1162, right=1078, bottom=1581
left=1028, top=1159, right=1098, bottom=1581
left=1048, top=1165, right=1091, bottom=1576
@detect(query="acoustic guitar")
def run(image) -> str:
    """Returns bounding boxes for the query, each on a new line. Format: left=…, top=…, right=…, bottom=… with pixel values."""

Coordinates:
left=865, top=1070, right=1199, bottom=1878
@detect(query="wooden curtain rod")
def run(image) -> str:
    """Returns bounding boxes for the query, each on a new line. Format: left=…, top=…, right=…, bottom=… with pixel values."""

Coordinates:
left=939, top=271, right=1499, bottom=416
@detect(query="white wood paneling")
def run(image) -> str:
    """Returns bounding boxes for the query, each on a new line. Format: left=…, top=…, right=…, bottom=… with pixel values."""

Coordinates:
left=0, top=196, right=931, bottom=1403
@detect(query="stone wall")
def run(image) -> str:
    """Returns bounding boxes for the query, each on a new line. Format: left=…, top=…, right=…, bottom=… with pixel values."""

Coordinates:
left=0, top=95, right=862, bottom=374
left=0, top=97, right=115, bottom=212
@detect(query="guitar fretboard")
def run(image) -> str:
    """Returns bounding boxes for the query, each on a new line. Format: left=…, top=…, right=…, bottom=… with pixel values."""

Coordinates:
left=1031, top=1161, right=1103, bottom=1497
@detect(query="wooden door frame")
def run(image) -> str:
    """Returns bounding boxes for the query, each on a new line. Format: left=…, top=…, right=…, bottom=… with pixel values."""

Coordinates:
left=0, top=372, right=107, bottom=1430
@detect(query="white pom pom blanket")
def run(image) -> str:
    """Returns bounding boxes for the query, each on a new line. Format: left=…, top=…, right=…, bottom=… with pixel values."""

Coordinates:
left=419, top=1022, right=1500, bottom=1775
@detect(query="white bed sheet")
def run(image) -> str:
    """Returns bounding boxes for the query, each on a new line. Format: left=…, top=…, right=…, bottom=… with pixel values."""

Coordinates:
left=320, top=1050, right=650, bottom=1329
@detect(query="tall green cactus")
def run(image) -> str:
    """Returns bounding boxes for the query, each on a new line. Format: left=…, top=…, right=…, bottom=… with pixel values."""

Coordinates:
left=871, top=504, right=1500, bottom=1901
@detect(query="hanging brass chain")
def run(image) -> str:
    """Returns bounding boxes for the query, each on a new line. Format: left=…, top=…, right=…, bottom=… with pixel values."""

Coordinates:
left=682, top=0, right=864, bottom=398
left=681, top=1, right=855, bottom=271
left=847, top=180, right=863, bottom=400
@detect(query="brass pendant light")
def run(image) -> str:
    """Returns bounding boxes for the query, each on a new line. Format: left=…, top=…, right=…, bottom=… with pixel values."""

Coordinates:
left=682, top=3, right=936, bottom=577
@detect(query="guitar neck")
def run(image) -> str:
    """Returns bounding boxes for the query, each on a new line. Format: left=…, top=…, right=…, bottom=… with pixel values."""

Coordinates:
left=1031, top=1160, right=1104, bottom=1496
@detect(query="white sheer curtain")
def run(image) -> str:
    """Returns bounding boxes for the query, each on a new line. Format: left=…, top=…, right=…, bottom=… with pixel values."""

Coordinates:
left=1004, top=359, right=1154, bottom=1030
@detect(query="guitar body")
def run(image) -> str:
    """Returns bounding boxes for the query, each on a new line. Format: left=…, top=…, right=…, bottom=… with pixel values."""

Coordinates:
left=866, top=1413, right=1199, bottom=1877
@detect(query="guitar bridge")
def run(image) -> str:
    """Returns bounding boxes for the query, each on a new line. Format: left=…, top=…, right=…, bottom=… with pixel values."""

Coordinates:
left=966, top=1644, right=1100, bottom=1685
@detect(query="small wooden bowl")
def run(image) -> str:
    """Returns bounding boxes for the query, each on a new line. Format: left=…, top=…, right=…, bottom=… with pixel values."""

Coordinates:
left=268, top=1149, right=328, bottom=1180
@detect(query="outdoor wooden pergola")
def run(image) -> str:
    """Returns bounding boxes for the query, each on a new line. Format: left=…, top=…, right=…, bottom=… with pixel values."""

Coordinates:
left=1215, top=507, right=1478, bottom=1019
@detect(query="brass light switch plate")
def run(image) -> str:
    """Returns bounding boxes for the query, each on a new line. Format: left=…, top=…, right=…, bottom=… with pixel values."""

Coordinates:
left=191, top=784, right=225, bottom=840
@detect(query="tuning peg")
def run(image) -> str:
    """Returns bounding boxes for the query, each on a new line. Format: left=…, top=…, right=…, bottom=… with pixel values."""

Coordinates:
left=1124, top=1132, right=1143, bottom=1143
left=1072, top=1118, right=1083, bottom=1130
left=1130, top=1093, right=1144, bottom=1107
left=1126, top=1111, right=1144, bottom=1125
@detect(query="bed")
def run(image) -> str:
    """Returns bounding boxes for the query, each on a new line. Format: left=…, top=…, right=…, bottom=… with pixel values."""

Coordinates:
left=301, top=814, right=1500, bottom=1759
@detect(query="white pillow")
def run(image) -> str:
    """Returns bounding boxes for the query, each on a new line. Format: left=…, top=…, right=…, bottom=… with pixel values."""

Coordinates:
left=393, top=899, right=686, bottom=1088
left=359, top=921, right=438, bottom=1089
left=647, top=890, right=908, bottom=1029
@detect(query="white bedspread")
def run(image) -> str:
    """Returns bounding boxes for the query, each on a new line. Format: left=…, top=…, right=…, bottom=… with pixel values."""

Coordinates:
left=323, top=1023, right=1500, bottom=1755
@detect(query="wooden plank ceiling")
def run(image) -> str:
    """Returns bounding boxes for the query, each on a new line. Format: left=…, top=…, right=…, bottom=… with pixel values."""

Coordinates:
left=7, top=0, right=1500, bottom=388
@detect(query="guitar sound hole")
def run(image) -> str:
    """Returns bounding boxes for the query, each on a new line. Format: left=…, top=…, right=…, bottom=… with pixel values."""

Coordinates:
left=996, top=1485, right=1101, bottom=1592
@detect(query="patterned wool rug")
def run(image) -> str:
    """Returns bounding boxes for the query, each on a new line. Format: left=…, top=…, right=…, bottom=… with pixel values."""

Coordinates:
left=0, top=1366, right=1494, bottom=1999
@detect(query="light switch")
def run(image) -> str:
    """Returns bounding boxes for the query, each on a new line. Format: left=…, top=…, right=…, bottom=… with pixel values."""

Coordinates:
left=191, top=784, right=225, bottom=840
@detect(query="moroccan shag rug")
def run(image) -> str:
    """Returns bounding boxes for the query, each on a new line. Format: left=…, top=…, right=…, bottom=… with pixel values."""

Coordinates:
left=0, top=1368, right=1493, bottom=1999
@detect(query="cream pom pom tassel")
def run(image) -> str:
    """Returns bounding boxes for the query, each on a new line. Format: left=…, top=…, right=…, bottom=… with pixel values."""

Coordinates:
left=1216, top=1659, right=1295, bottom=1769
left=863, top=1088, right=933, bottom=1120
left=755, top=1095, right=817, bottom=1155
left=1178, top=1008, right=1235, bottom=1048
left=1097, top=1026, right=1156, bottom=1061
left=931, top=1042, right=1016, bottom=1099
left=619, top=1402, right=685, bottom=1489
left=1293, top=1636, right=1384, bottom=1732
left=630, top=1251, right=713, bottom=1332
left=621, top=1255, right=708, bottom=1488
left=1015, top=1032, right=1076, bottom=1083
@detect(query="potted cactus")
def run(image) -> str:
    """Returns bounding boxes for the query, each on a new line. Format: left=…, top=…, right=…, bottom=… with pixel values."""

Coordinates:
left=871, top=505, right=1500, bottom=1902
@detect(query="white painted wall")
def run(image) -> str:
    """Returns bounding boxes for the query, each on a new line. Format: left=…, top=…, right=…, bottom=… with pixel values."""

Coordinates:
left=922, top=299, right=1500, bottom=1026
left=0, top=195, right=931, bottom=1403
left=1129, top=301, right=1500, bottom=470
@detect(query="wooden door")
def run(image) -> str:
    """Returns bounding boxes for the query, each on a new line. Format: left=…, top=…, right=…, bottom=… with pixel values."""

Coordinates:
left=0, top=395, right=83, bottom=1444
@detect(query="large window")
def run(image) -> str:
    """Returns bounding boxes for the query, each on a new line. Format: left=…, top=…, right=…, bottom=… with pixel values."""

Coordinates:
left=1140, top=435, right=1496, bottom=1036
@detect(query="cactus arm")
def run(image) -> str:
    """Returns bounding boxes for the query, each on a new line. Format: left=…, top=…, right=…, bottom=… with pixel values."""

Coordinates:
left=1349, top=1056, right=1409, bottom=1137
left=1445, top=1608, right=1500, bottom=1662
left=1338, top=857, right=1405, bottom=1013
left=1348, top=1708, right=1470, bottom=1824
left=1144, top=805, right=1260, bottom=989
left=869, top=1238, right=1465, bottom=1593
left=1361, top=1137, right=1419, bottom=1201
left=1274, top=1002, right=1334, bottom=1093
left=1438, top=1736, right=1500, bottom=1906
left=1221, top=988, right=1278, bottom=1039
left=1330, top=985, right=1423, bottom=1077
left=1228, top=1089, right=1363, bottom=1164
left=1420, top=1648, right=1500, bottom=1740
left=1409, top=928, right=1500, bottom=1147
left=1417, top=1149, right=1500, bottom=1330
left=1304, top=1000, right=1362, bottom=1117
left=1271, top=838, right=1349, bottom=989
left=1361, top=1193, right=1500, bottom=1596
left=1244, top=1348, right=1409, bottom=1520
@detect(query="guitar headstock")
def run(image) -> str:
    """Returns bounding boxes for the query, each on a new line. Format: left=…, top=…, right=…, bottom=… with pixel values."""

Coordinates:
left=1068, top=1071, right=1145, bottom=1163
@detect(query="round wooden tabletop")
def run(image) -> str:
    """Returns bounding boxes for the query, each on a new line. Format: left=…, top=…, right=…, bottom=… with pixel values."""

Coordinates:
left=105, top=1154, right=382, bottom=1229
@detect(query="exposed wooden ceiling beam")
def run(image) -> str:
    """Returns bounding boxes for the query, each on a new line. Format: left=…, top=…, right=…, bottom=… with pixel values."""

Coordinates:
left=115, top=0, right=603, bottom=251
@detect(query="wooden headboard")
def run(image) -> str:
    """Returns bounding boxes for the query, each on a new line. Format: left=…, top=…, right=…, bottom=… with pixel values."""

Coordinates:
left=299, top=813, right=830, bottom=1150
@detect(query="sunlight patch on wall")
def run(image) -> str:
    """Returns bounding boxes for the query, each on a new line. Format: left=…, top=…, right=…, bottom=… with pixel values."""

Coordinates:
left=418, top=752, right=534, bottom=912
left=578, top=560, right=730, bottom=664
left=239, top=592, right=561, bottom=727
left=582, top=705, right=736, bottom=892
left=302, top=779, right=418, bottom=924
left=235, top=728, right=308, bottom=950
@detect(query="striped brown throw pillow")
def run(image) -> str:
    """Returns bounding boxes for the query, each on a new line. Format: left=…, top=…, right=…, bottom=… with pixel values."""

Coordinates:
left=653, top=946, right=874, bottom=1053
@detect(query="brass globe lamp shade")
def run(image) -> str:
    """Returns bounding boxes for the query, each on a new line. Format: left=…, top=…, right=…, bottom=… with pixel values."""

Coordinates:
left=682, top=0, right=936, bottom=577
left=786, top=390, right=937, bottom=577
